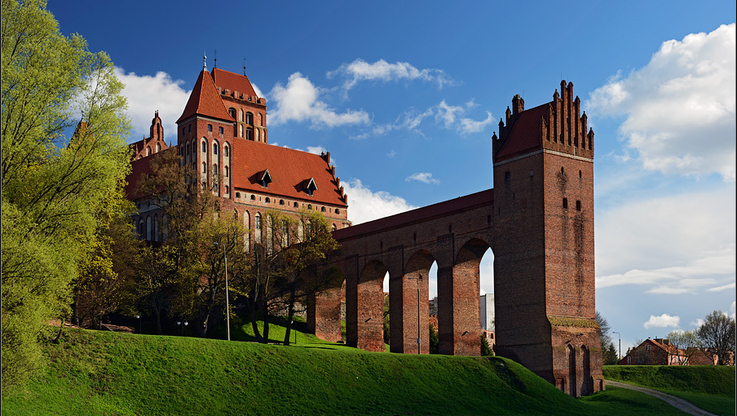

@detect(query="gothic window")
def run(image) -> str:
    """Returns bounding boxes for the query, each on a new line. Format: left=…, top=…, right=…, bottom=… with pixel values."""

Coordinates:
left=321, top=206, right=326, bottom=212
left=213, top=143, right=218, bottom=155
left=294, top=202, right=298, bottom=208
left=146, top=216, right=152, bottom=240
left=279, top=200, right=284, bottom=205
left=246, top=112, right=253, bottom=125
left=186, top=143, right=190, bottom=155
left=155, top=143, right=160, bottom=153
left=240, top=125, right=244, bottom=138
left=255, top=213, right=262, bottom=243
left=239, top=109, right=244, bottom=122
left=265, top=197, right=270, bottom=204
left=224, top=146, right=229, bottom=157
left=188, top=124, right=192, bottom=133
left=332, top=224, right=337, bottom=231
left=335, top=209, right=340, bottom=214
left=255, top=129, right=260, bottom=142
left=213, top=164, right=218, bottom=176
left=281, top=220, right=289, bottom=247
left=258, top=113, right=262, bottom=126
left=202, top=141, right=207, bottom=153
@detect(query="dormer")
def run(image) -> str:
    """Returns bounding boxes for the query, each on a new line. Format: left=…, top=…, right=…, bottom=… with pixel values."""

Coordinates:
left=259, top=169, right=272, bottom=188
left=304, top=177, right=318, bottom=196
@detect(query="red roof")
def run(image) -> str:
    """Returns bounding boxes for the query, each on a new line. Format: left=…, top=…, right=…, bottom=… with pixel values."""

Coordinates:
left=333, top=189, right=493, bottom=241
left=495, top=103, right=548, bottom=160
left=231, top=140, right=347, bottom=207
left=176, top=70, right=234, bottom=124
left=125, top=149, right=175, bottom=200
left=212, top=68, right=258, bottom=99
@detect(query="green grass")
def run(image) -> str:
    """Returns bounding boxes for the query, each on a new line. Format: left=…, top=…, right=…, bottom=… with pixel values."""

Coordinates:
left=1, top=327, right=721, bottom=416
left=604, top=365, right=736, bottom=416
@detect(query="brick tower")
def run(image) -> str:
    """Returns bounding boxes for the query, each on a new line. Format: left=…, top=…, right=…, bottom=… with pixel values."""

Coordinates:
left=492, top=81, right=603, bottom=396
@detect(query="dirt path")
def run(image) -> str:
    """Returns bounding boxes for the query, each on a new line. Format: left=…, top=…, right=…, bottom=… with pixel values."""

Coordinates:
left=605, top=380, right=718, bottom=416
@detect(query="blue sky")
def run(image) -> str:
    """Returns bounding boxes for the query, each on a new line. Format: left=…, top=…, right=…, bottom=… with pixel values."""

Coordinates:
left=49, top=0, right=735, bottom=354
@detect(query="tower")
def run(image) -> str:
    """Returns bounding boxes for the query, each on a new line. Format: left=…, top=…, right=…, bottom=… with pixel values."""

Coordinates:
left=492, top=81, right=602, bottom=396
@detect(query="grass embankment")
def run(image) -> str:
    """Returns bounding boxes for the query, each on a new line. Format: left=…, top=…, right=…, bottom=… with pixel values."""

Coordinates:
left=1, top=326, right=709, bottom=416
left=604, top=365, right=736, bottom=416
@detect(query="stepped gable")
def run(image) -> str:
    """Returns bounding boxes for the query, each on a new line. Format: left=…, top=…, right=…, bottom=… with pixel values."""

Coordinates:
left=494, top=80, right=594, bottom=162
left=176, top=69, right=234, bottom=124
left=212, top=68, right=259, bottom=99
left=231, top=140, right=348, bottom=207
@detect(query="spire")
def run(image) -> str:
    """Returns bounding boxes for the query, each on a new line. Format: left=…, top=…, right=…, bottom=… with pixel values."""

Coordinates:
left=203, top=52, right=207, bottom=72
left=214, top=49, right=217, bottom=69
left=243, top=58, right=247, bottom=76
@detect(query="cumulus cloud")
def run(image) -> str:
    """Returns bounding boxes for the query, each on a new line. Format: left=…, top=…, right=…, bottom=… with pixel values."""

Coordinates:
left=406, top=172, right=440, bottom=185
left=342, top=179, right=416, bottom=225
left=587, top=24, right=736, bottom=181
left=114, top=68, right=190, bottom=143
left=327, top=58, right=455, bottom=91
left=596, top=186, right=736, bottom=294
left=268, top=72, right=370, bottom=128
left=643, top=314, right=680, bottom=329
left=370, top=100, right=494, bottom=138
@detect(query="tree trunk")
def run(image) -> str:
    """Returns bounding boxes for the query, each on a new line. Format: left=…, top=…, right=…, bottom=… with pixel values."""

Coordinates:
left=283, top=286, right=296, bottom=346
left=261, top=299, right=270, bottom=343
left=246, top=296, right=264, bottom=343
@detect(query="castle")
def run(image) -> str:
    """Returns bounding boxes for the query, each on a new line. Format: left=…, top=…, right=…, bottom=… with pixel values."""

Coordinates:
left=125, top=63, right=602, bottom=396
left=126, top=61, right=351, bottom=242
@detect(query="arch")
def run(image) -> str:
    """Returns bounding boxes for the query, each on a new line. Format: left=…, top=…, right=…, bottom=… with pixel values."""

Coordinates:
left=254, top=213, right=262, bottom=243
left=582, top=345, right=591, bottom=396
left=229, top=107, right=236, bottom=119
left=568, top=344, right=577, bottom=397
left=201, top=139, right=207, bottom=153
left=213, top=141, right=219, bottom=155
left=224, top=145, right=229, bottom=157
left=356, top=260, right=389, bottom=352
left=247, top=127, right=253, bottom=141
left=138, top=218, right=144, bottom=238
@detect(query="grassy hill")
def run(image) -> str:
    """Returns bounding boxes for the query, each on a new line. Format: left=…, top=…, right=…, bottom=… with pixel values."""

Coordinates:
left=604, top=365, right=736, bottom=416
left=2, top=327, right=719, bottom=416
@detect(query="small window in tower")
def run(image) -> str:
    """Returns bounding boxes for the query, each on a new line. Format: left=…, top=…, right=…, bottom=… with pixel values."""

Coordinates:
left=202, top=162, right=207, bottom=173
left=225, top=185, right=230, bottom=194
left=563, top=198, right=568, bottom=209
left=208, top=124, right=213, bottom=132
left=505, top=171, right=510, bottom=182
left=219, top=126, right=224, bottom=134
left=576, top=200, right=581, bottom=211
left=579, top=170, right=582, bottom=178
left=202, top=141, right=207, bottom=152
left=225, top=166, right=229, bottom=177
left=213, top=143, right=218, bottom=155
left=224, top=146, right=229, bottom=157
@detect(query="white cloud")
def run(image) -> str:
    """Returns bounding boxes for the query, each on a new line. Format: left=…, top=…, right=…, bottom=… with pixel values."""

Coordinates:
left=435, top=100, right=495, bottom=135
left=643, top=314, right=680, bottom=329
left=588, top=24, right=736, bottom=181
left=327, top=58, right=454, bottom=91
left=114, top=68, right=190, bottom=144
left=342, top=179, right=416, bottom=225
left=268, top=72, right=370, bottom=128
left=406, top=172, right=440, bottom=185
left=596, top=186, right=736, bottom=294
left=459, top=111, right=494, bottom=134
left=707, top=282, right=736, bottom=292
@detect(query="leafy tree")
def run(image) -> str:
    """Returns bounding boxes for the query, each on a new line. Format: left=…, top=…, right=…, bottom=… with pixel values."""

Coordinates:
left=595, top=311, right=618, bottom=365
left=697, top=310, right=736, bottom=365
left=481, top=334, right=493, bottom=356
left=666, top=330, right=702, bottom=365
left=429, top=324, right=439, bottom=354
left=1, top=0, right=130, bottom=391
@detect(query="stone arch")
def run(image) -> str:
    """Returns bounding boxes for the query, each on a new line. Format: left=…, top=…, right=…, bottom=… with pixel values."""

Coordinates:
left=568, top=344, right=577, bottom=396
left=356, top=260, right=388, bottom=352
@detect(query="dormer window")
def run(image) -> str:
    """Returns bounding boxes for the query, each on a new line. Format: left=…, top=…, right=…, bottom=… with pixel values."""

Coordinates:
left=304, top=177, right=318, bottom=196
left=259, top=169, right=272, bottom=188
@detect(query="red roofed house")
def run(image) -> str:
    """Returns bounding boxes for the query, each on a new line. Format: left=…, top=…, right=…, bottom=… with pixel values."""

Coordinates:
left=619, top=338, right=724, bottom=366
left=126, top=61, right=350, bottom=242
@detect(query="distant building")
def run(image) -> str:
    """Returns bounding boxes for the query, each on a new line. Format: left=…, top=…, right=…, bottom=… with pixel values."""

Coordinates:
left=480, top=294, right=495, bottom=332
left=619, top=338, right=726, bottom=366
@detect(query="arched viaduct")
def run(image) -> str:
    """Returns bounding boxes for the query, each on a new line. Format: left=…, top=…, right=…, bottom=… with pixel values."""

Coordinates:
left=308, top=81, right=604, bottom=396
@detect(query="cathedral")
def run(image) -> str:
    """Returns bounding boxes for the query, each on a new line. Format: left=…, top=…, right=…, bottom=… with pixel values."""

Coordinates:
left=125, top=61, right=351, bottom=241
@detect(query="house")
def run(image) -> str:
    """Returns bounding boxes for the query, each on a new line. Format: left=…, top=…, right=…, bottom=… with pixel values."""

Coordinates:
left=619, top=338, right=724, bottom=365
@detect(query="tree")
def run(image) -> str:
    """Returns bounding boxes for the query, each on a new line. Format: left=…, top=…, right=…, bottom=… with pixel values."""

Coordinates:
left=697, top=310, right=736, bottom=365
left=596, top=311, right=618, bottom=365
left=666, top=330, right=702, bottom=365
left=429, top=324, right=439, bottom=354
left=2, top=0, right=131, bottom=391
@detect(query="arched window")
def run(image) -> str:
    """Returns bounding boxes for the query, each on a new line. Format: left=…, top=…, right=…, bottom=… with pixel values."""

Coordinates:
left=229, top=107, right=236, bottom=119
left=239, top=109, right=244, bottom=122
left=254, top=213, right=262, bottom=243
left=224, top=145, right=229, bottom=157
left=202, top=162, right=207, bottom=173
left=146, top=146, right=151, bottom=156
left=321, top=206, right=326, bottom=212
left=225, top=185, right=230, bottom=194
left=225, top=166, right=229, bottom=177
left=258, top=113, right=262, bottom=126
left=244, top=210, right=251, bottom=251
left=240, top=125, right=244, bottom=138
left=139, top=219, right=144, bottom=237
left=213, top=142, right=218, bottom=155
left=294, top=202, right=299, bottom=208
left=246, top=128, right=253, bottom=141
left=246, top=112, right=253, bottom=125
left=332, top=224, right=337, bottom=231
left=265, top=197, right=270, bottom=203
left=213, top=164, right=218, bottom=176
left=202, top=141, right=207, bottom=153
left=186, top=143, right=190, bottom=155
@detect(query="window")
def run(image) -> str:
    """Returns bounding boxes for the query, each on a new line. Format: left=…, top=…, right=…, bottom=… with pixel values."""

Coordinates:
left=321, top=206, right=326, bottom=212
left=505, top=171, right=510, bottom=182
left=579, top=170, right=582, bottom=178
left=307, top=204, right=312, bottom=210
left=246, top=127, right=253, bottom=141
left=246, top=112, right=253, bottom=125
left=335, top=209, right=340, bottom=214
left=279, top=199, right=284, bottom=205
left=576, top=200, right=581, bottom=211
left=255, top=214, right=262, bottom=243
left=202, top=141, right=207, bottom=152
left=186, top=143, right=190, bottom=155
left=251, top=195, right=256, bottom=200
left=563, top=198, right=568, bottom=209
left=224, top=146, right=229, bottom=157
left=202, top=162, right=207, bottom=173
left=236, top=192, right=241, bottom=198
left=225, top=166, right=229, bottom=177
left=294, top=202, right=298, bottom=208
left=146, top=146, right=151, bottom=156
left=264, top=197, right=270, bottom=203
left=225, top=185, right=230, bottom=194
left=213, top=164, right=218, bottom=175
left=239, top=109, right=244, bottom=122
left=282, top=220, right=289, bottom=247
left=229, top=108, right=236, bottom=119
left=213, top=143, right=218, bottom=155
left=188, top=124, right=191, bottom=133
left=208, top=124, right=213, bottom=132
left=218, top=126, right=224, bottom=134
left=258, top=114, right=262, bottom=126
